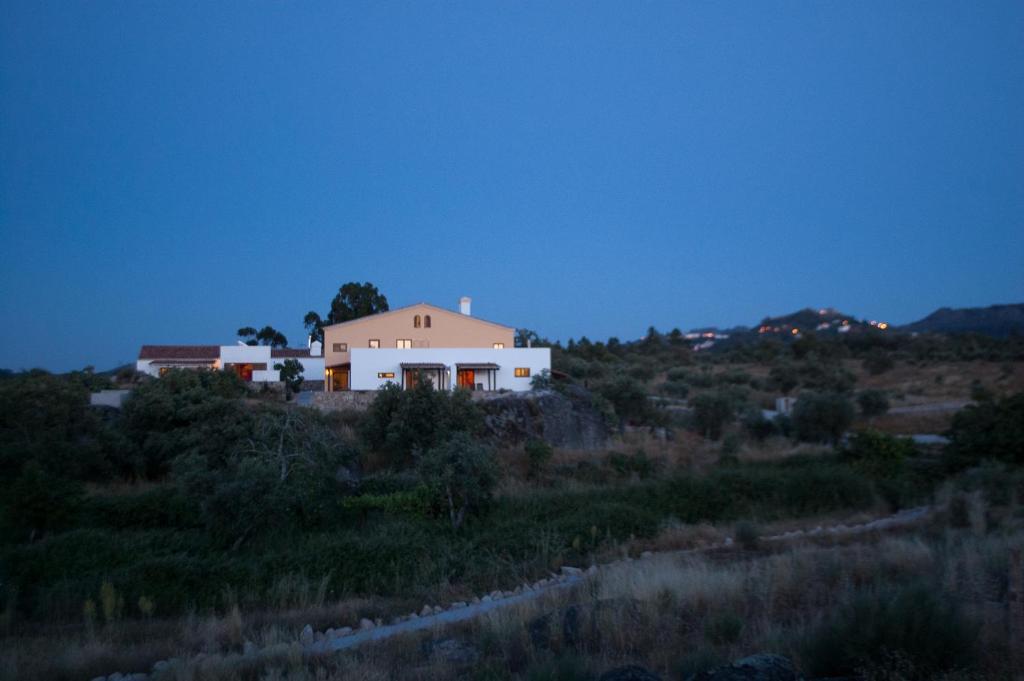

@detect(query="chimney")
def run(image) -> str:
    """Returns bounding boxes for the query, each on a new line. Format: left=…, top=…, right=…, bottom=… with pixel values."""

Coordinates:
left=459, top=296, right=472, bottom=316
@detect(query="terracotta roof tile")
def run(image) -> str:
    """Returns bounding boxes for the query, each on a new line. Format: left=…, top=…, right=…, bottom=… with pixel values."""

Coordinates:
left=138, top=345, right=220, bottom=360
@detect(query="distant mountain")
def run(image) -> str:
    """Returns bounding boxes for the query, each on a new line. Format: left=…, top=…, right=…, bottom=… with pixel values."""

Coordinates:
left=900, top=304, right=1024, bottom=337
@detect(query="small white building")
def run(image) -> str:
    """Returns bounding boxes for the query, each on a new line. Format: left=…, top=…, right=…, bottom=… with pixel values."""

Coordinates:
left=136, top=341, right=324, bottom=383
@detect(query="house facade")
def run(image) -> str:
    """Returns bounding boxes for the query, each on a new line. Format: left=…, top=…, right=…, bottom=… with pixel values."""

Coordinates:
left=137, top=342, right=324, bottom=383
left=322, top=297, right=549, bottom=392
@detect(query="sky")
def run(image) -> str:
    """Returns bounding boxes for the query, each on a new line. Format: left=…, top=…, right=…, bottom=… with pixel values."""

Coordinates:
left=1, top=1, right=1022, bottom=371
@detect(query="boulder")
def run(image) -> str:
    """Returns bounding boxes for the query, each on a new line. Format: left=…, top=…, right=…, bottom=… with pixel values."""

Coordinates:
left=690, top=654, right=796, bottom=681
left=299, top=625, right=314, bottom=645
left=421, top=637, right=480, bottom=666
left=359, top=618, right=375, bottom=630
left=599, top=666, right=662, bottom=681
left=480, top=387, right=609, bottom=450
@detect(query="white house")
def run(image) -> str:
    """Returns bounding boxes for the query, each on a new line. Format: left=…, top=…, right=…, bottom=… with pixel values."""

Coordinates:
left=322, top=297, right=550, bottom=392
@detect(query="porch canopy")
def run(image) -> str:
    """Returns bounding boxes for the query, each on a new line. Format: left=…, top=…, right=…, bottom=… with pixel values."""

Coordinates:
left=456, top=362, right=500, bottom=391
left=400, top=362, right=447, bottom=390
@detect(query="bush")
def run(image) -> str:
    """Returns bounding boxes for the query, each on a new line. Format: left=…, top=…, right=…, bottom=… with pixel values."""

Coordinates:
left=704, top=611, right=744, bottom=645
left=1, top=462, right=84, bottom=541
left=360, top=380, right=483, bottom=467
left=691, top=391, right=738, bottom=440
left=606, top=450, right=658, bottom=479
left=842, top=430, right=915, bottom=478
left=734, top=520, right=760, bottom=550
left=862, top=349, right=895, bottom=375
left=596, top=374, right=656, bottom=426
left=792, top=392, right=854, bottom=444
left=946, top=392, right=1024, bottom=469
left=418, top=432, right=499, bottom=530
left=803, top=582, right=978, bottom=679
left=856, top=389, right=890, bottom=417
left=525, top=439, right=553, bottom=479
left=743, top=411, right=777, bottom=441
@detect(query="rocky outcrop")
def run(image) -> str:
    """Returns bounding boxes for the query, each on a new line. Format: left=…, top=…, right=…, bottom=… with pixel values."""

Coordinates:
left=599, top=667, right=663, bottom=681
left=479, top=386, right=609, bottom=450
left=690, top=654, right=796, bottom=681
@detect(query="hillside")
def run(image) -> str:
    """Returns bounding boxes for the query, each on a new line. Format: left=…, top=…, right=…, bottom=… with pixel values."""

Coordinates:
left=900, top=303, right=1024, bottom=337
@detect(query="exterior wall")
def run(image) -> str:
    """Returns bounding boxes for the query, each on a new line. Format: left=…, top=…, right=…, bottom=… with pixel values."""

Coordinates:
left=323, top=304, right=516, bottom=370
left=90, top=390, right=132, bottom=408
left=136, top=359, right=219, bottom=377
left=138, top=348, right=323, bottom=382
left=349, top=347, right=550, bottom=392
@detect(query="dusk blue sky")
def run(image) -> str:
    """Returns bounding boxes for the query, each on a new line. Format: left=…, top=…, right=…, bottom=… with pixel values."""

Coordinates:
left=2, top=2, right=1022, bottom=371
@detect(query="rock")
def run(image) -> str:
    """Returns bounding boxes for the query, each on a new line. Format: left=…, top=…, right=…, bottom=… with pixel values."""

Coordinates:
left=109, top=674, right=124, bottom=681
left=151, top=660, right=170, bottom=673
left=561, top=565, right=583, bottom=576
left=690, top=654, right=796, bottom=681
left=422, top=637, right=480, bottom=665
left=420, top=605, right=432, bottom=616
left=338, top=626, right=353, bottom=636
left=599, top=665, right=662, bottom=681
left=587, top=565, right=598, bottom=575
left=481, top=595, right=492, bottom=603
left=480, top=387, right=610, bottom=450
left=359, top=618, right=375, bottom=630
left=242, top=640, right=257, bottom=657
left=641, top=551, right=653, bottom=558
left=299, top=624, right=314, bottom=645
left=450, top=601, right=467, bottom=609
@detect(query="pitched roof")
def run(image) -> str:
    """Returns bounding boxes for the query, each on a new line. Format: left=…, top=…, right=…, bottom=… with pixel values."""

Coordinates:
left=270, top=348, right=312, bottom=358
left=322, top=302, right=514, bottom=331
left=138, top=345, right=220, bottom=360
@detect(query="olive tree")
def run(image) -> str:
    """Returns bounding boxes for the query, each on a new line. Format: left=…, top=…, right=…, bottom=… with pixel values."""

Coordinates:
left=417, top=432, right=498, bottom=530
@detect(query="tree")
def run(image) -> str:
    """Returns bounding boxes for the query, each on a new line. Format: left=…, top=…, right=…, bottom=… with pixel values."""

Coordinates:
left=274, top=358, right=304, bottom=400
left=792, top=392, right=855, bottom=444
left=862, top=349, right=895, bottom=376
left=238, top=325, right=288, bottom=348
left=691, top=390, right=738, bottom=440
left=946, top=391, right=1024, bottom=469
left=417, top=432, right=498, bottom=530
left=305, top=282, right=389, bottom=343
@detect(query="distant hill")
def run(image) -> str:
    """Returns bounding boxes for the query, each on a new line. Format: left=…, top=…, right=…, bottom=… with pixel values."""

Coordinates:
left=900, top=304, right=1024, bottom=337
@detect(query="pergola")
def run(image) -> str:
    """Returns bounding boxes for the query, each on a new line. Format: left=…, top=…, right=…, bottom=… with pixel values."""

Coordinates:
left=456, top=362, right=500, bottom=391
left=400, top=362, right=447, bottom=390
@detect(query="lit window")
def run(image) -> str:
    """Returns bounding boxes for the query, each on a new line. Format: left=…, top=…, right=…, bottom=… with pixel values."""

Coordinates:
left=377, top=372, right=395, bottom=379
left=424, top=315, right=431, bottom=328
left=397, top=339, right=412, bottom=349
left=493, top=343, right=504, bottom=349
left=515, top=367, right=531, bottom=378
left=332, top=343, right=348, bottom=352
left=414, top=315, right=421, bottom=328
left=369, top=339, right=380, bottom=348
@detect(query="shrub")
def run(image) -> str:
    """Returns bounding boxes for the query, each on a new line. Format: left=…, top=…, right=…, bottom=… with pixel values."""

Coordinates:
left=1, top=462, right=84, bottom=541
left=525, top=439, right=553, bottom=479
left=803, top=582, right=978, bottom=679
left=418, top=432, right=499, bottom=530
left=606, top=450, right=658, bottom=479
left=704, top=611, right=744, bottom=645
left=743, top=411, right=777, bottom=441
left=862, top=349, right=895, bottom=375
left=792, top=392, right=855, bottom=444
left=691, top=391, right=738, bottom=440
left=945, top=392, right=1024, bottom=469
left=597, top=374, right=656, bottom=426
left=360, top=380, right=483, bottom=467
left=842, top=430, right=915, bottom=478
left=856, top=389, right=890, bottom=417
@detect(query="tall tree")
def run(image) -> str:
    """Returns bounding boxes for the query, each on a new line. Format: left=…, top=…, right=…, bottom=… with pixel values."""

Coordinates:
left=238, top=326, right=288, bottom=348
left=304, top=282, right=389, bottom=343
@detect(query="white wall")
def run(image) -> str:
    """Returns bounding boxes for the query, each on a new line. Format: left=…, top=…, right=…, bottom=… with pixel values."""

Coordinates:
left=349, top=347, right=550, bottom=392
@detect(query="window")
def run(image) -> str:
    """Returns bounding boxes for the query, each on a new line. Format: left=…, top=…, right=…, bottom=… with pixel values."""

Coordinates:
left=493, top=343, right=505, bottom=349
left=332, top=342, right=348, bottom=352
left=424, top=315, right=432, bottom=328
left=414, top=315, right=421, bottom=328
left=377, top=372, right=395, bottom=379
left=397, top=339, right=412, bottom=349
left=515, top=367, right=531, bottom=378
left=368, top=339, right=380, bottom=348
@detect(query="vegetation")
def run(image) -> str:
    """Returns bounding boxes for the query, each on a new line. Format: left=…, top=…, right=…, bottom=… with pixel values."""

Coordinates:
left=303, top=281, right=390, bottom=344
left=237, top=325, right=289, bottom=348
